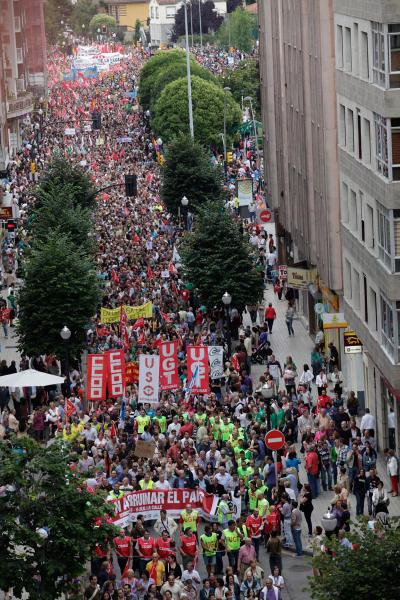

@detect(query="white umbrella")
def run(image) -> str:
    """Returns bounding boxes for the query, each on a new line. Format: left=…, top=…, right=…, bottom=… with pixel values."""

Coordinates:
left=0, top=369, right=65, bottom=388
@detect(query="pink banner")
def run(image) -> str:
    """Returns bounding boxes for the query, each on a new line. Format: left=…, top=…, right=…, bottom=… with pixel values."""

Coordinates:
left=187, top=346, right=210, bottom=394
left=159, top=341, right=179, bottom=391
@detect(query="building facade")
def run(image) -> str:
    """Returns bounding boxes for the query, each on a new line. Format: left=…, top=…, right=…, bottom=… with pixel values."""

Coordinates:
left=106, top=0, right=150, bottom=30
left=258, top=1, right=342, bottom=336
left=334, top=0, right=400, bottom=451
left=0, top=0, right=47, bottom=171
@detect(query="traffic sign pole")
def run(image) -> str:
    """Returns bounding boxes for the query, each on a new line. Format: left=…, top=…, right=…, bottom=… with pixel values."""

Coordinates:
left=273, top=450, right=278, bottom=485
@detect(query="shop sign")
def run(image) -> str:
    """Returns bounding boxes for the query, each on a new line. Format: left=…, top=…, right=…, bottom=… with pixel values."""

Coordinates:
left=287, top=267, right=317, bottom=289
left=322, top=313, right=348, bottom=329
left=344, top=330, right=362, bottom=354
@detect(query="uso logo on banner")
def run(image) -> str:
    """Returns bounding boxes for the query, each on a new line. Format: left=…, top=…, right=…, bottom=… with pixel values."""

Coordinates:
left=106, top=350, right=126, bottom=398
left=87, top=354, right=107, bottom=401
left=159, top=341, right=179, bottom=391
left=138, top=354, right=160, bottom=404
left=208, top=346, right=224, bottom=380
left=187, top=346, right=210, bottom=394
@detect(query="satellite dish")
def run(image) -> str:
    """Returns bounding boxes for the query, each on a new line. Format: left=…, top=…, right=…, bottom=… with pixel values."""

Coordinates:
left=314, top=303, right=325, bottom=315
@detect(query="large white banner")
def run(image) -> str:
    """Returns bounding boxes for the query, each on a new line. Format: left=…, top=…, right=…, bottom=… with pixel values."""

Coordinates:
left=138, top=354, right=160, bottom=404
left=208, top=346, right=224, bottom=380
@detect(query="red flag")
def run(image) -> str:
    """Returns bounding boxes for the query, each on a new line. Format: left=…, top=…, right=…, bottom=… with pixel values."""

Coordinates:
left=109, top=421, right=117, bottom=439
left=111, top=269, right=119, bottom=283
left=147, top=265, right=154, bottom=280
left=121, top=561, right=130, bottom=579
left=160, top=311, right=172, bottom=323
left=132, top=318, right=144, bottom=330
left=120, top=306, right=130, bottom=350
left=137, top=331, right=145, bottom=345
left=65, top=399, right=77, bottom=418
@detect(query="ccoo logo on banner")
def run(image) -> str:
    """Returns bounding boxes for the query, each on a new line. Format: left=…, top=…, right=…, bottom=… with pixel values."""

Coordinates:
left=208, top=346, right=224, bottom=380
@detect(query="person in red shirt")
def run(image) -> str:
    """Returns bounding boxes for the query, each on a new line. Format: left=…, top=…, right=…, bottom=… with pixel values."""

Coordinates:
left=317, top=389, right=332, bottom=412
left=245, top=508, right=263, bottom=559
left=179, top=527, right=198, bottom=570
left=305, top=445, right=320, bottom=499
left=263, top=506, right=281, bottom=546
left=137, top=529, right=156, bottom=574
left=113, top=529, right=132, bottom=574
left=156, top=530, right=174, bottom=560
left=264, top=303, right=277, bottom=334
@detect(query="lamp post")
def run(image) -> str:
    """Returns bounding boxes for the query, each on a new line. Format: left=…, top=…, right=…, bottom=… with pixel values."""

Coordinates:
left=181, top=195, right=189, bottom=229
left=260, top=384, right=274, bottom=430
left=321, top=507, right=337, bottom=539
left=222, top=292, right=232, bottom=357
left=223, top=86, right=231, bottom=166
left=244, top=95, right=260, bottom=170
left=183, top=0, right=194, bottom=139
left=60, top=326, right=71, bottom=397
left=198, top=0, right=203, bottom=49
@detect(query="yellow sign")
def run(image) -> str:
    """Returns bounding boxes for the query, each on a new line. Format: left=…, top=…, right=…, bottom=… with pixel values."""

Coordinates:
left=100, top=302, right=153, bottom=324
left=287, top=267, right=317, bottom=289
left=322, top=313, right=348, bottom=330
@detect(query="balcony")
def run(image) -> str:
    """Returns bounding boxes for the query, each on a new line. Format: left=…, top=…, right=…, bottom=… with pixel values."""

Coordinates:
left=6, top=91, right=34, bottom=119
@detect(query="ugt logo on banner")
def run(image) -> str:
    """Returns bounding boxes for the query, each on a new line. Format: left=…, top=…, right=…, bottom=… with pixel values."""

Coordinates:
left=159, top=341, right=179, bottom=391
left=138, top=354, right=160, bottom=404
left=187, top=346, right=210, bottom=394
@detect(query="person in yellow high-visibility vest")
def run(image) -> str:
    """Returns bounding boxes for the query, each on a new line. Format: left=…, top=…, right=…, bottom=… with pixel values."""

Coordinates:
left=179, top=504, right=200, bottom=535
left=139, top=473, right=154, bottom=490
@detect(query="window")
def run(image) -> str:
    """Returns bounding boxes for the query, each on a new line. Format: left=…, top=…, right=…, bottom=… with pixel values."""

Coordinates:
left=365, top=203, right=375, bottom=249
left=361, top=31, right=369, bottom=78
left=393, top=210, right=400, bottom=272
left=357, top=109, right=362, bottom=160
left=353, top=23, right=359, bottom=76
left=166, top=6, right=176, bottom=18
left=156, top=7, right=159, bottom=18
left=341, top=181, right=349, bottom=223
left=361, top=191, right=365, bottom=242
left=336, top=25, right=344, bottom=68
left=339, top=104, right=346, bottom=146
left=374, top=113, right=389, bottom=177
left=377, top=201, right=392, bottom=268
left=362, top=117, right=371, bottom=164
left=372, top=21, right=386, bottom=86
left=381, top=294, right=395, bottom=358
left=352, top=269, right=360, bottom=309
left=151, top=6, right=154, bottom=19
left=363, top=274, right=368, bottom=323
left=344, top=27, right=352, bottom=71
left=344, top=258, right=352, bottom=300
left=347, top=108, right=354, bottom=152
left=370, top=288, right=378, bottom=331
left=391, top=118, right=400, bottom=180
left=349, top=189, right=358, bottom=232
left=389, top=24, right=400, bottom=88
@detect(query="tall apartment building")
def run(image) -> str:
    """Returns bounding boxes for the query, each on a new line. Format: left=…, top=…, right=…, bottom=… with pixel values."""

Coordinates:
left=334, top=0, right=400, bottom=450
left=0, top=0, right=47, bottom=171
left=258, top=1, right=342, bottom=337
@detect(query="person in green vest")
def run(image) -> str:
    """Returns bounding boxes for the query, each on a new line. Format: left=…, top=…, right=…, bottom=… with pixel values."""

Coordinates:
left=270, top=404, right=285, bottom=429
left=248, top=481, right=258, bottom=513
left=194, top=408, right=207, bottom=428
left=136, top=408, right=151, bottom=434
left=236, top=515, right=248, bottom=544
left=152, top=408, right=167, bottom=433
left=237, top=458, right=254, bottom=486
left=139, top=473, right=154, bottom=490
left=179, top=505, right=199, bottom=535
left=222, top=520, right=243, bottom=572
left=200, top=524, right=218, bottom=576
left=219, top=416, right=234, bottom=445
left=218, top=494, right=233, bottom=530
left=257, top=490, right=270, bottom=519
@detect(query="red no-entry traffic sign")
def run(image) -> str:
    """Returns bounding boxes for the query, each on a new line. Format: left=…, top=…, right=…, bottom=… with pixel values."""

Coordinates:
left=265, top=429, right=285, bottom=450
left=259, top=209, right=272, bottom=223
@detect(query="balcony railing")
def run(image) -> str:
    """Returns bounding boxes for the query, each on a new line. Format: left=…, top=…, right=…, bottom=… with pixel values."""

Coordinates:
left=7, top=92, right=34, bottom=118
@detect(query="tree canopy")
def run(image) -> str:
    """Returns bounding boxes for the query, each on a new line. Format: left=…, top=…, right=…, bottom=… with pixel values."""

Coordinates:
left=161, top=134, right=224, bottom=215
left=181, top=201, right=263, bottom=309
left=171, top=0, right=223, bottom=41
left=0, top=436, right=117, bottom=600
left=221, top=59, right=261, bottom=118
left=309, top=519, right=400, bottom=600
left=69, top=0, right=97, bottom=35
left=217, top=7, right=258, bottom=52
left=89, top=13, right=117, bottom=32
left=44, top=0, right=72, bottom=43
left=153, top=76, right=242, bottom=148
left=139, top=50, right=189, bottom=111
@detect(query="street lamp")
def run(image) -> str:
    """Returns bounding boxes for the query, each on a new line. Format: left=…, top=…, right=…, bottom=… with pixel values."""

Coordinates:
left=183, top=0, right=194, bottom=139
left=223, top=86, right=231, bottom=166
left=244, top=95, right=260, bottom=170
left=198, top=0, right=203, bottom=49
left=222, top=292, right=232, bottom=357
left=60, top=326, right=71, bottom=397
left=156, top=137, right=163, bottom=147
left=321, top=507, right=337, bottom=538
left=180, top=195, right=189, bottom=228
left=260, top=384, right=274, bottom=430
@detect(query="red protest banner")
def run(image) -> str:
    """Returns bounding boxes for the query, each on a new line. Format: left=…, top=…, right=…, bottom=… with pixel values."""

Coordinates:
left=125, top=361, right=139, bottom=384
left=159, top=341, right=179, bottom=391
left=106, top=349, right=126, bottom=398
left=187, top=346, right=210, bottom=394
left=87, top=354, right=107, bottom=401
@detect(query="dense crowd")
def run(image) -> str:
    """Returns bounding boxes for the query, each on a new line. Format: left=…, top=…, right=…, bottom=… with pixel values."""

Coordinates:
left=0, top=44, right=398, bottom=600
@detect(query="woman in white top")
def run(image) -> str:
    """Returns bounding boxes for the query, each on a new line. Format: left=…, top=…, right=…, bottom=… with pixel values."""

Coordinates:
left=372, top=480, right=389, bottom=516
left=299, top=364, right=314, bottom=390
left=268, top=566, right=285, bottom=590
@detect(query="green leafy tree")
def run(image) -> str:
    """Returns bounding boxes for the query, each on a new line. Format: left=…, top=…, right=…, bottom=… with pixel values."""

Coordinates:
left=35, top=155, right=96, bottom=210
left=171, top=0, right=223, bottom=41
left=149, top=61, right=217, bottom=113
left=17, top=232, right=100, bottom=359
left=134, top=18, right=142, bottom=43
left=217, top=7, right=258, bottom=52
left=161, top=134, right=224, bottom=215
left=31, top=183, right=93, bottom=251
left=70, top=0, right=97, bottom=35
left=139, top=49, right=188, bottom=110
left=153, top=76, right=242, bottom=147
left=309, top=519, right=400, bottom=600
left=221, top=59, right=260, bottom=118
left=44, top=0, right=72, bottom=43
left=89, top=13, right=117, bottom=32
left=0, top=436, right=117, bottom=600
left=181, top=201, right=263, bottom=309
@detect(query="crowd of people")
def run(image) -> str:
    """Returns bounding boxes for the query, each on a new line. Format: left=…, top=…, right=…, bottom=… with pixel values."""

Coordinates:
left=0, top=42, right=398, bottom=600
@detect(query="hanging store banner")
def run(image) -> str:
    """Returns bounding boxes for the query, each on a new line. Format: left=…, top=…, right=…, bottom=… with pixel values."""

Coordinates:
left=159, top=341, right=179, bottom=391
left=322, top=313, right=348, bottom=330
left=237, top=178, right=253, bottom=207
left=138, top=354, right=160, bottom=404
left=100, top=302, right=153, bottom=323
left=187, top=346, right=210, bottom=394
left=286, top=267, right=317, bottom=289
left=106, top=349, right=126, bottom=398
left=110, top=488, right=240, bottom=526
left=87, top=354, right=107, bottom=401
left=208, top=346, right=224, bottom=380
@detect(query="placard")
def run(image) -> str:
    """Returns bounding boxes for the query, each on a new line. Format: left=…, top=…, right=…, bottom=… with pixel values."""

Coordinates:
left=138, top=354, right=160, bottom=404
